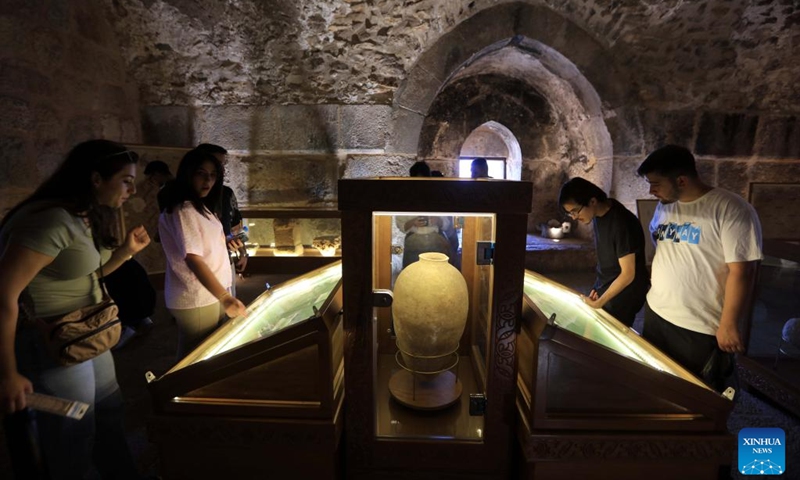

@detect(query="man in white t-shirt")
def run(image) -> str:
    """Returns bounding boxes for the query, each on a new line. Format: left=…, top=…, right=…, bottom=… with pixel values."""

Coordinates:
left=637, top=145, right=762, bottom=390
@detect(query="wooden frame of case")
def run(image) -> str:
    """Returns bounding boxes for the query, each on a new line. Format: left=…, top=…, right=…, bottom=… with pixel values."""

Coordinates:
left=516, top=272, right=735, bottom=480
left=339, top=178, right=532, bottom=480
left=147, top=264, right=345, bottom=479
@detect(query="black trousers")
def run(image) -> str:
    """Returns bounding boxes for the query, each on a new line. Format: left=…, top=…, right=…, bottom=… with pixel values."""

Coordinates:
left=643, top=302, right=733, bottom=391
left=104, top=259, right=156, bottom=329
left=601, top=281, right=648, bottom=327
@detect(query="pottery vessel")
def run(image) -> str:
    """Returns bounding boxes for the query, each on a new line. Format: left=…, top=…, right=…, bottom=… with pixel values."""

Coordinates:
left=392, top=252, right=469, bottom=375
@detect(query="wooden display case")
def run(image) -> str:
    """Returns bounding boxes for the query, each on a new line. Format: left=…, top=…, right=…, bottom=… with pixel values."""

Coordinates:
left=517, top=270, right=735, bottom=480
left=240, top=207, right=341, bottom=274
left=339, top=178, right=532, bottom=480
left=147, top=262, right=344, bottom=480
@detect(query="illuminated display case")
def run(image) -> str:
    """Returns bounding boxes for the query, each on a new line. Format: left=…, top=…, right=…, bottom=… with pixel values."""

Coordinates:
left=516, top=270, right=735, bottom=480
left=147, top=262, right=344, bottom=479
left=240, top=207, right=341, bottom=274
left=339, top=178, right=532, bottom=480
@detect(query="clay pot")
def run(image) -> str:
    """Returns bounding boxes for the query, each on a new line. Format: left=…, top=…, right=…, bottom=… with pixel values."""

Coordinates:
left=392, top=252, right=469, bottom=375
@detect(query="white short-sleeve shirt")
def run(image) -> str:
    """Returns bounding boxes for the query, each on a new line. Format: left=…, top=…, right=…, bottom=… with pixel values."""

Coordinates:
left=648, top=188, right=762, bottom=335
left=159, top=202, right=231, bottom=310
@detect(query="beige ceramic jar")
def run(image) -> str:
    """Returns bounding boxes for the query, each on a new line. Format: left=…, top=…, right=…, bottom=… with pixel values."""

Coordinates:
left=392, top=252, right=469, bottom=375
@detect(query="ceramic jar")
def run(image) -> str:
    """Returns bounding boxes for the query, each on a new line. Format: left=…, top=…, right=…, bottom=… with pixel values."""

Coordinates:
left=392, top=252, right=469, bottom=375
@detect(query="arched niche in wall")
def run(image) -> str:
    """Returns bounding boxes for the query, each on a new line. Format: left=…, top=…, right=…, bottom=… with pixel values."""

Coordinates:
left=459, top=121, right=522, bottom=180
left=414, top=39, right=613, bottom=232
left=391, top=2, right=633, bottom=233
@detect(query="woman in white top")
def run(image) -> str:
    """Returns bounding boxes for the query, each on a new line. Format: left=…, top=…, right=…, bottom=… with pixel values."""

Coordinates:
left=159, top=149, right=246, bottom=359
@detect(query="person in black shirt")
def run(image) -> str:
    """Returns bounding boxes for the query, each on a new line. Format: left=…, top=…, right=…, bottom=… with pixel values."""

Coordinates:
left=558, top=177, right=650, bottom=327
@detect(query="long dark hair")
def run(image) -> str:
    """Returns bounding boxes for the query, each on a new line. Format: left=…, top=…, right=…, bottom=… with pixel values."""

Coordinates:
left=1, top=139, right=138, bottom=248
left=160, top=148, right=224, bottom=218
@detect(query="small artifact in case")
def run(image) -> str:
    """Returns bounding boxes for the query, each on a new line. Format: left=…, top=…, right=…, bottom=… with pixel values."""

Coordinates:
left=273, top=218, right=303, bottom=256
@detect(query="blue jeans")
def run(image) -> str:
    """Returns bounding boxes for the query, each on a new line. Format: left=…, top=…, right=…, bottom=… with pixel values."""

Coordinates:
left=13, top=327, right=140, bottom=479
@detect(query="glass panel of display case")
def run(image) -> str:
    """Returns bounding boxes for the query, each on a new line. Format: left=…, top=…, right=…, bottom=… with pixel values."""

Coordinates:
left=169, top=261, right=343, bottom=372
left=522, top=270, right=711, bottom=390
left=242, top=215, right=341, bottom=257
left=372, top=212, right=495, bottom=441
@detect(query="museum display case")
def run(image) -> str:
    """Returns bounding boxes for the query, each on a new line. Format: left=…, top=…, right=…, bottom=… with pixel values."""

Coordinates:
left=737, top=239, right=800, bottom=417
left=240, top=207, right=341, bottom=274
left=146, top=261, right=345, bottom=479
left=516, top=270, right=735, bottom=480
left=339, top=178, right=532, bottom=480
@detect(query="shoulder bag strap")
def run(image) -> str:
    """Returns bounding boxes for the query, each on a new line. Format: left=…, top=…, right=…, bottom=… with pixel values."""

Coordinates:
left=90, top=225, right=112, bottom=302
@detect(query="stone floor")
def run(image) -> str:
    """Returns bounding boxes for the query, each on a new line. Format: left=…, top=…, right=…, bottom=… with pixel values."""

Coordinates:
left=2, top=263, right=799, bottom=479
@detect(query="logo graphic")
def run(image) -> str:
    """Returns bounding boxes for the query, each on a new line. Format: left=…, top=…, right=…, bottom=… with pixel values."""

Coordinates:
left=655, top=222, right=702, bottom=245
left=739, top=428, right=785, bottom=475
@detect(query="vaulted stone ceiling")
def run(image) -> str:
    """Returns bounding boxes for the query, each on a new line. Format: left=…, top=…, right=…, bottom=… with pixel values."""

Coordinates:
left=2, top=0, right=798, bottom=222
left=103, top=0, right=800, bottom=111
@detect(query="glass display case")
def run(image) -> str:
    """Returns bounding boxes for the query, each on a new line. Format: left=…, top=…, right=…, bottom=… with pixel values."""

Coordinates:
left=339, top=178, right=532, bottom=480
left=147, top=261, right=344, bottom=479
left=240, top=207, right=341, bottom=274
left=516, top=269, right=735, bottom=480
left=737, top=239, right=800, bottom=417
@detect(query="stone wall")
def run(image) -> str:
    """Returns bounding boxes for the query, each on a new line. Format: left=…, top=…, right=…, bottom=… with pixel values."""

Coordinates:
left=140, top=103, right=408, bottom=206
left=2, top=0, right=799, bottom=257
left=0, top=0, right=141, bottom=215
left=108, top=0, right=800, bottom=250
left=610, top=110, right=800, bottom=216
left=100, top=0, right=800, bottom=110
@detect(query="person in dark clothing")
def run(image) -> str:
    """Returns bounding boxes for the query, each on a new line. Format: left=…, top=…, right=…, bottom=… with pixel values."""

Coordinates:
left=145, top=160, right=173, bottom=215
left=144, top=160, right=172, bottom=186
left=558, top=177, right=650, bottom=327
left=403, top=161, right=461, bottom=269
left=109, top=161, right=172, bottom=349
left=105, top=257, right=157, bottom=349
left=470, top=157, right=490, bottom=178
left=409, top=160, right=431, bottom=177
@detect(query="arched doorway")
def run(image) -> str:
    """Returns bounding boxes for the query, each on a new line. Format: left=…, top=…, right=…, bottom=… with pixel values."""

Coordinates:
left=390, top=3, right=631, bottom=235
left=458, top=121, right=522, bottom=180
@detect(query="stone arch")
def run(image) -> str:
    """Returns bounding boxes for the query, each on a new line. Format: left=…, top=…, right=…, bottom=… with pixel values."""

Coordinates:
left=459, top=121, right=523, bottom=180
left=390, top=1, right=634, bottom=152
left=389, top=2, right=632, bottom=231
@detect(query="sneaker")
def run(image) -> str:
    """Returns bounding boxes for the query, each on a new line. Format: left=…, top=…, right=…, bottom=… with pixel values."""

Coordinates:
left=135, top=317, right=154, bottom=336
left=112, top=326, right=137, bottom=351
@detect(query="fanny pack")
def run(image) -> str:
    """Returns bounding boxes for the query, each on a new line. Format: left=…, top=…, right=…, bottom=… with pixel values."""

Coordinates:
left=21, top=242, right=122, bottom=366
left=36, top=285, right=120, bottom=366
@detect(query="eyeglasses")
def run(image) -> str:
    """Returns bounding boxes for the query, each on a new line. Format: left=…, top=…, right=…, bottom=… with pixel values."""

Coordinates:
left=565, top=205, right=584, bottom=219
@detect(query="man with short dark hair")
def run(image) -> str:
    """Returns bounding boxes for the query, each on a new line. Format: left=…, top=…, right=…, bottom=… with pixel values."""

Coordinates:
left=558, top=177, right=649, bottom=327
left=409, top=161, right=431, bottom=178
left=470, top=157, right=490, bottom=178
left=638, top=145, right=762, bottom=390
